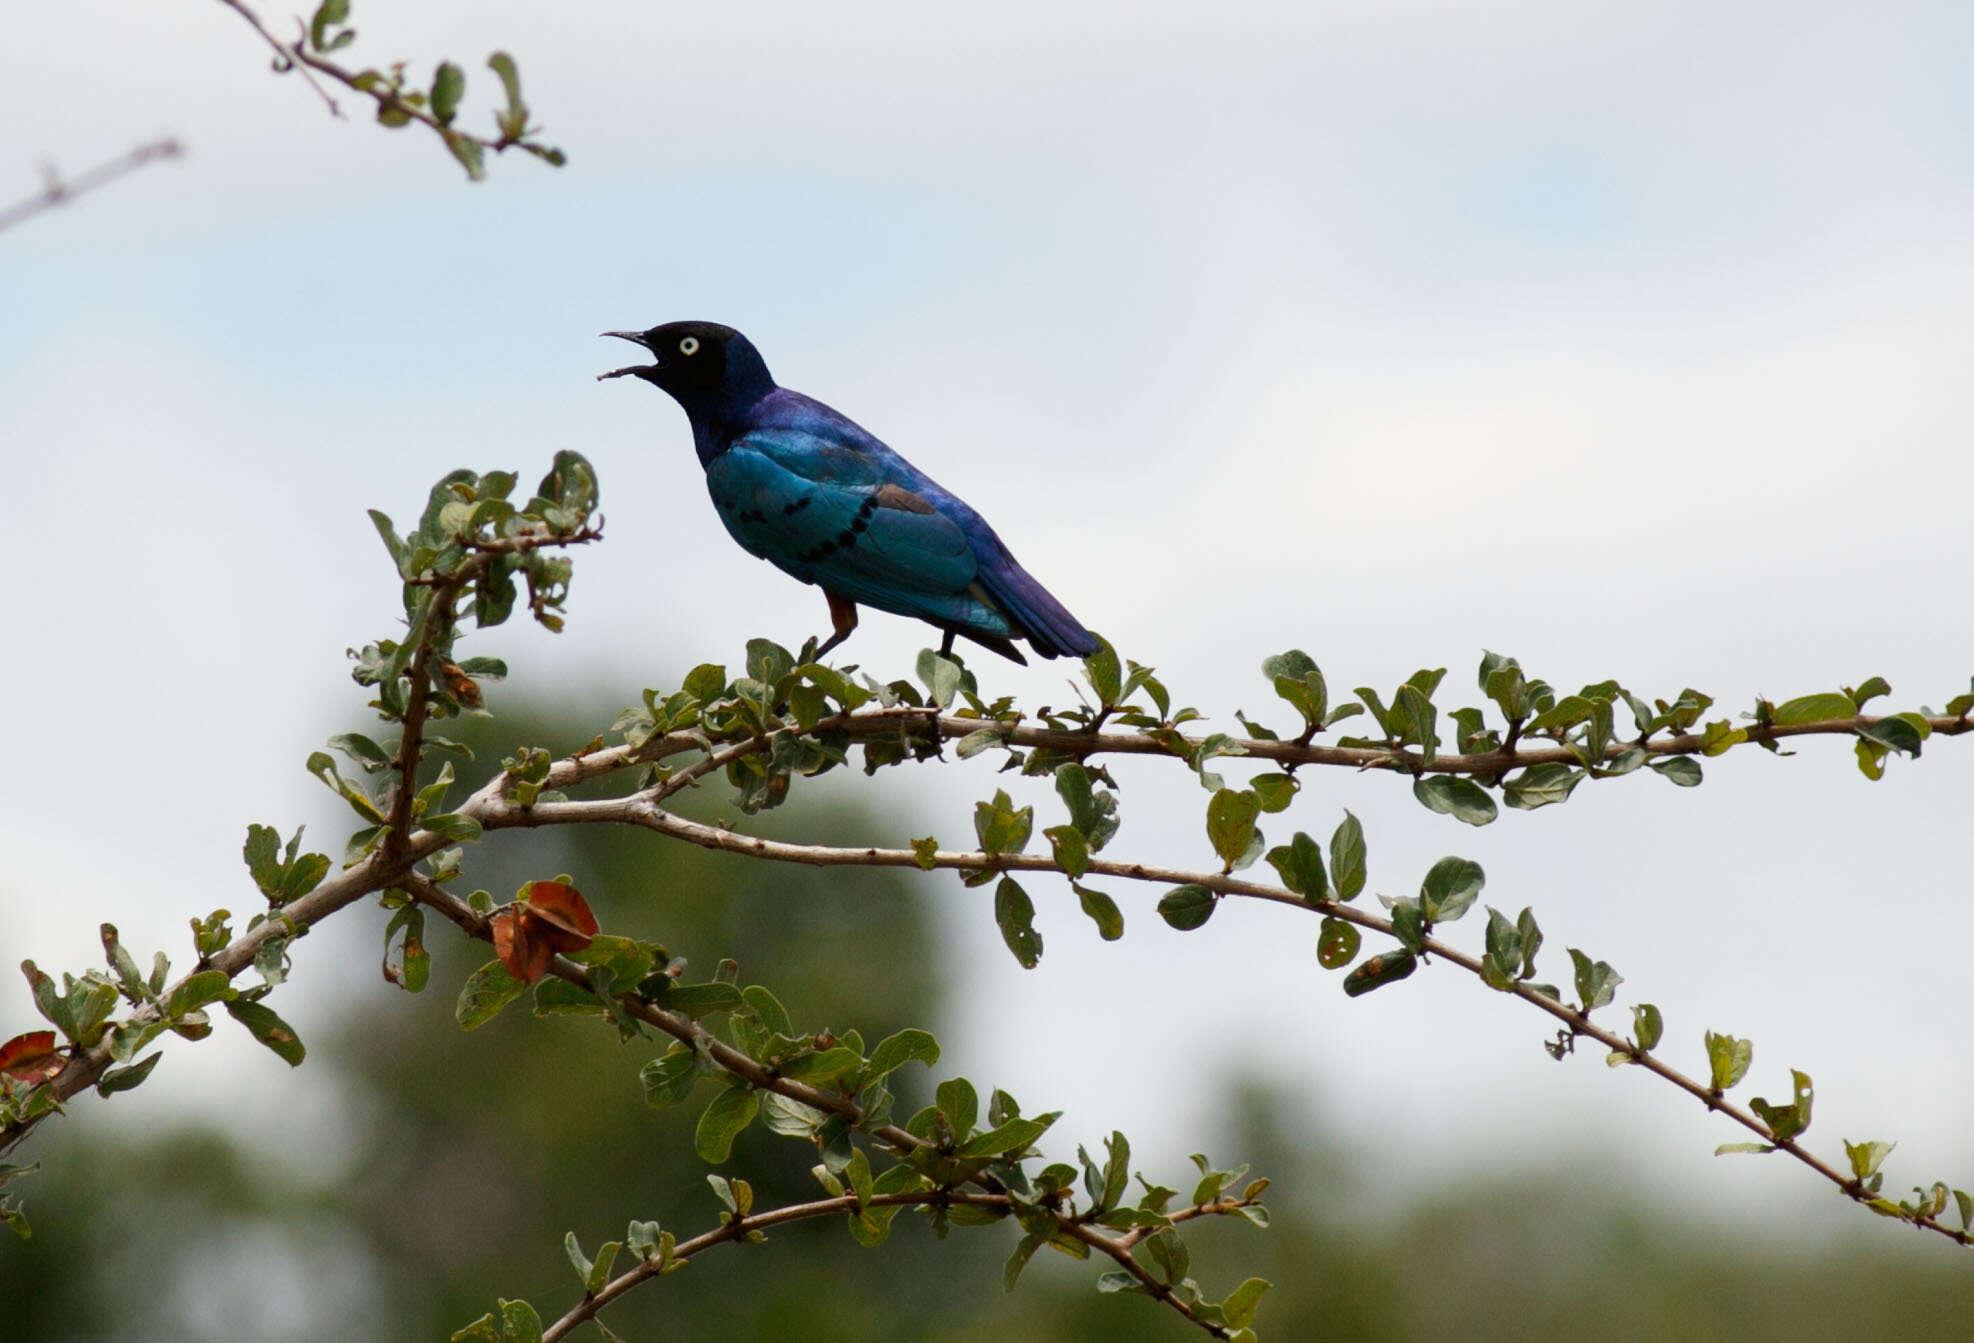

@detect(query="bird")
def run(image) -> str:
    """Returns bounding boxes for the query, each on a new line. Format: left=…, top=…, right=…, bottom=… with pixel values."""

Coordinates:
left=599, top=321, right=1100, bottom=666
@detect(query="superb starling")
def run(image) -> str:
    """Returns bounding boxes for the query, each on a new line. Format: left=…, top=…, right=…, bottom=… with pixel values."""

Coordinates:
left=601, top=322, right=1099, bottom=664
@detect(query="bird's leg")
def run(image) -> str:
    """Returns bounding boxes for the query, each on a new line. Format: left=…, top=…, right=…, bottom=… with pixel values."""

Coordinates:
left=939, top=629, right=956, bottom=658
left=813, top=591, right=859, bottom=658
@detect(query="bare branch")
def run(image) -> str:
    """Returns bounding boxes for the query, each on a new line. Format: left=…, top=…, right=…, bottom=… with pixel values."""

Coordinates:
left=0, top=139, right=183, bottom=235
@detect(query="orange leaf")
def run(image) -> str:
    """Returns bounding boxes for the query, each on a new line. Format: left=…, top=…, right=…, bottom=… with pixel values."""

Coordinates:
left=0, top=1030, right=63, bottom=1084
left=491, top=907, right=553, bottom=984
left=521, top=880, right=598, bottom=954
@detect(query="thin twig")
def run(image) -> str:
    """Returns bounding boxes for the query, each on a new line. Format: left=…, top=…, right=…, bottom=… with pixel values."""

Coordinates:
left=214, top=0, right=554, bottom=166
left=0, top=139, right=184, bottom=235
left=213, top=0, right=342, bottom=115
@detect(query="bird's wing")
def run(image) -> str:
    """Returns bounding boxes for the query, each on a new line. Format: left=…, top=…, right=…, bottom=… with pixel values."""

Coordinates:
left=707, top=430, right=1010, bottom=631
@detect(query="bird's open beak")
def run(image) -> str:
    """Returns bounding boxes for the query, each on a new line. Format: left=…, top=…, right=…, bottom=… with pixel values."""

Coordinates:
left=597, top=330, right=658, bottom=382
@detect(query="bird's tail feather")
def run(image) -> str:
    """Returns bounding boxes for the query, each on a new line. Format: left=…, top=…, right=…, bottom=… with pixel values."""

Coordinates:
left=977, top=548, right=1099, bottom=661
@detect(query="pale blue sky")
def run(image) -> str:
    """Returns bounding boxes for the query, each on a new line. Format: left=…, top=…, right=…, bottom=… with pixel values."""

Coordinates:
left=5, top=2, right=1972, bottom=1310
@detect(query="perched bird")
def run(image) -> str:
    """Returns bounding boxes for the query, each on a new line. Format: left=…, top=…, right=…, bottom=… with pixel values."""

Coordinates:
left=600, top=321, right=1099, bottom=665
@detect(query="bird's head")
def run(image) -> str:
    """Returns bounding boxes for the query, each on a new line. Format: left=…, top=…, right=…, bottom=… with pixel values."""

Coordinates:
left=597, top=321, right=774, bottom=415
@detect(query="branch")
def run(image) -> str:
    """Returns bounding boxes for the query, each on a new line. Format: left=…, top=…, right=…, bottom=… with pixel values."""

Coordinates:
left=469, top=790, right=1974, bottom=1250
left=0, top=139, right=183, bottom=235
left=401, top=874, right=1254, bottom=1340
left=533, top=1187, right=1261, bottom=1343
left=538, top=1190, right=1013, bottom=1341
left=380, top=566, right=473, bottom=862
left=213, top=0, right=342, bottom=114
left=0, top=845, right=396, bottom=1156
left=471, top=703, right=1974, bottom=817
left=214, top=0, right=565, bottom=180
left=0, top=519, right=594, bottom=1157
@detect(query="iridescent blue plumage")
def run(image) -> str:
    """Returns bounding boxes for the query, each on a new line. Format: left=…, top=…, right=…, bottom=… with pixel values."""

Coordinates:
left=601, top=321, right=1098, bottom=664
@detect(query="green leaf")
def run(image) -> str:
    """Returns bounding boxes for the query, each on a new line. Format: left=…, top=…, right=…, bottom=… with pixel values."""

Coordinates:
left=1705, top=1030, right=1753, bottom=1091
left=1073, top=883, right=1124, bottom=941
left=308, top=0, right=350, bottom=52
left=866, top=1028, right=940, bottom=1082
left=959, top=1112, right=1058, bottom=1159
left=498, top=1300, right=543, bottom=1343
left=1396, top=683, right=1439, bottom=760
left=1855, top=738, right=1888, bottom=781
left=166, top=970, right=233, bottom=1021
left=740, top=985, right=793, bottom=1037
left=1045, top=825, right=1091, bottom=879
left=1630, top=1002, right=1663, bottom=1052
left=1249, top=772, right=1298, bottom=813
left=661, top=982, right=743, bottom=1018
left=1003, top=1232, right=1043, bottom=1292
left=1772, top=692, right=1856, bottom=725
left=640, top=1049, right=700, bottom=1109
left=1157, top=883, right=1217, bottom=931
left=304, top=751, right=385, bottom=823
left=224, top=999, right=305, bottom=1066
left=974, top=789, right=1033, bottom=857
left=994, top=878, right=1043, bottom=968
left=1502, top=763, right=1582, bottom=810
left=563, top=1230, right=593, bottom=1285
left=96, top=1051, right=162, bottom=1097
left=1419, top=857, right=1485, bottom=922
left=1858, top=715, right=1927, bottom=757
left=431, top=61, right=466, bottom=125
left=1083, top=638, right=1123, bottom=707
left=1221, top=1277, right=1271, bottom=1329
left=1206, top=789, right=1262, bottom=868
left=1330, top=812, right=1366, bottom=900
left=456, top=960, right=525, bottom=1031
left=487, top=50, right=525, bottom=121
left=694, top=1082, right=760, bottom=1163
left=1650, top=756, right=1703, bottom=787
left=1388, top=898, right=1425, bottom=953
left=1316, top=917, right=1360, bottom=970
left=1412, top=774, right=1497, bottom=826
left=1143, top=1226, right=1189, bottom=1284
left=1342, top=949, right=1417, bottom=996
left=1261, top=650, right=1327, bottom=730
left=1847, top=676, right=1891, bottom=707
left=1264, top=831, right=1327, bottom=901
left=1749, top=1069, right=1814, bottom=1142
left=936, top=1077, right=979, bottom=1137
left=1100, top=1130, right=1131, bottom=1214
left=910, top=836, right=940, bottom=871
left=1843, top=1139, right=1895, bottom=1181
left=916, top=648, right=964, bottom=708
left=955, top=727, right=1003, bottom=759
left=1567, top=948, right=1622, bottom=1013
left=384, top=906, right=430, bottom=994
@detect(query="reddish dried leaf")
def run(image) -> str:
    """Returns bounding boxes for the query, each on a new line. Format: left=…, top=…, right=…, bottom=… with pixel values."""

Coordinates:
left=491, top=907, right=554, bottom=984
left=521, top=880, right=598, bottom=953
left=0, top=1030, right=63, bottom=1084
left=439, top=662, right=484, bottom=708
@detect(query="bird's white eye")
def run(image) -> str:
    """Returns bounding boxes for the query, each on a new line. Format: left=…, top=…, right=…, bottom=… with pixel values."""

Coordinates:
left=679, top=336, right=701, bottom=355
